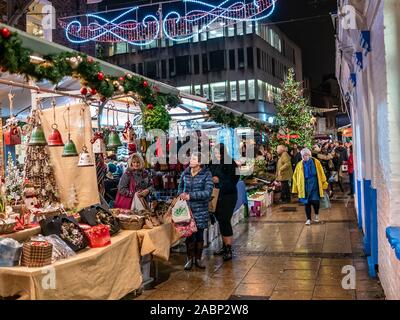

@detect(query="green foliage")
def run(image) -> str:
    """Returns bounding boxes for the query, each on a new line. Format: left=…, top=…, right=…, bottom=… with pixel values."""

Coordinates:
left=273, top=68, right=314, bottom=148
left=142, top=105, right=172, bottom=132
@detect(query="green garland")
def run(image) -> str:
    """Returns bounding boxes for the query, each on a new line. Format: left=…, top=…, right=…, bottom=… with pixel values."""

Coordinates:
left=0, top=27, right=181, bottom=131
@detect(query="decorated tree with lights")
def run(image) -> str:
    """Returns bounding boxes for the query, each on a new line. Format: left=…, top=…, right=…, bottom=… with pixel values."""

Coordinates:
left=4, top=152, right=24, bottom=205
left=272, top=68, right=314, bottom=148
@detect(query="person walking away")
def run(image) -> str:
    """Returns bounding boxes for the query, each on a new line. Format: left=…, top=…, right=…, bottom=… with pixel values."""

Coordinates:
left=291, top=143, right=302, bottom=172
left=178, top=152, right=214, bottom=270
left=348, top=146, right=355, bottom=196
left=316, top=143, right=335, bottom=197
left=115, top=153, right=153, bottom=209
left=210, top=144, right=240, bottom=261
left=292, top=148, right=328, bottom=226
left=276, top=145, right=293, bottom=204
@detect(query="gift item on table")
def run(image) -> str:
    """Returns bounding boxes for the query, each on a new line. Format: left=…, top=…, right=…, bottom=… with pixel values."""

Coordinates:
left=21, top=241, right=53, bottom=267
left=80, top=224, right=111, bottom=248
left=32, top=234, right=76, bottom=263
left=39, top=214, right=89, bottom=252
left=0, top=217, right=17, bottom=235
left=79, top=204, right=120, bottom=235
left=0, top=238, right=23, bottom=267
left=117, top=214, right=145, bottom=230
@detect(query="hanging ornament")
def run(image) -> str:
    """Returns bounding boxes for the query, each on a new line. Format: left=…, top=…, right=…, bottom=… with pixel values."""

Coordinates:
left=62, top=107, right=78, bottom=157
left=80, top=87, right=88, bottom=95
left=77, top=146, right=94, bottom=167
left=4, top=93, right=21, bottom=146
left=47, top=99, right=64, bottom=147
left=126, top=73, right=133, bottom=79
left=1, top=27, right=11, bottom=39
left=97, top=72, right=105, bottom=81
left=87, top=57, right=94, bottom=64
left=118, top=86, right=124, bottom=93
left=147, top=104, right=154, bottom=110
left=90, top=88, right=97, bottom=96
left=66, top=57, right=80, bottom=69
left=112, top=80, right=120, bottom=87
left=143, top=80, right=148, bottom=87
left=119, top=76, right=125, bottom=82
left=91, top=131, right=106, bottom=154
left=76, top=56, right=83, bottom=64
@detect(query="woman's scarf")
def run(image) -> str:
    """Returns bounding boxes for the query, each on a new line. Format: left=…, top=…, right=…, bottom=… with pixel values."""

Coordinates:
left=303, top=159, right=316, bottom=179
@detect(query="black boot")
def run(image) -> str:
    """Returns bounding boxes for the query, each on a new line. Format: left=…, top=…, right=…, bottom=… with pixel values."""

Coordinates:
left=184, top=242, right=195, bottom=271
left=213, top=243, right=226, bottom=256
left=223, top=245, right=233, bottom=261
left=195, top=242, right=206, bottom=269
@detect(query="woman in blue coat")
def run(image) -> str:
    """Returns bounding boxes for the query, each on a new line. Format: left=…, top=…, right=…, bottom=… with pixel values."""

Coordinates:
left=178, top=152, right=214, bottom=270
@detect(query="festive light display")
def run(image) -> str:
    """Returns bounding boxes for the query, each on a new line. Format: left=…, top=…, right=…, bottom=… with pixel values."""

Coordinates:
left=59, top=0, right=277, bottom=46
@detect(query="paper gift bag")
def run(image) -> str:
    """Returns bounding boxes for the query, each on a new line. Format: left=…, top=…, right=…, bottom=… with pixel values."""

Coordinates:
left=208, top=188, right=220, bottom=213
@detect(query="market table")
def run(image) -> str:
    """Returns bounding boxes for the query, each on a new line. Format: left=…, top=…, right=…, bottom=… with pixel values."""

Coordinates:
left=0, top=230, right=142, bottom=300
left=0, top=226, right=41, bottom=242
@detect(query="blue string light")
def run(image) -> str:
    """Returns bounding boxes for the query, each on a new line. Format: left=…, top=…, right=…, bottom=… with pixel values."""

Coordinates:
left=62, top=0, right=277, bottom=46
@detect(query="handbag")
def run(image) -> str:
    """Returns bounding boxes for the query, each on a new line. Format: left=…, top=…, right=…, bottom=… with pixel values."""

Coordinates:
left=79, top=204, right=121, bottom=235
left=39, top=214, right=89, bottom=252
left=208, top=188, right=220, bottom=213
left=320, top=191, right=331, bottom=210
left=114, top=176, right=135, bottom=209
left=173, top=212, right=198, bottom=238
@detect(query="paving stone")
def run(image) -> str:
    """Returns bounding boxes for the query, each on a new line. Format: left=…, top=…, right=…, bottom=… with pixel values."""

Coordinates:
left=270, top=290, right=313, bottom=300
left=280, top=269, right=318, bottom=280
left=275, top=279, right=316, bottom=291
left=313, top=285, right=356, bottom=299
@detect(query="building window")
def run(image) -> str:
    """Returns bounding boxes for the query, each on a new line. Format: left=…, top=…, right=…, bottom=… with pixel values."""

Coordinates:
left=210, top=82, right=227, bottom=102
left=203, top=84, right=210, bottom=100
left=208, top=23, right=224, bottom=39
left=194, top=55, right=200, bottom=74
left=246, top=21, right=253, bottom=34
left=193, top=26, right=199, bottom=42
left=257, top=80, right=265, bottom=101
left=248, top=80, right=255, bottom=100
left=194, top=85, right=201, bottom=96
left=257, top=48, right=261, bottom=69
left=131, top=64, right=136, bottom=73
left=138, top=63, right=143, bottom=75
left=115, top=42, right=128, bottom=55
left=177, top=86, right=191, bottom=94
left=201, top=30, right=207, bottom=41
left=145, top=61, right=158, bottom=79
left=238, top=48, right=245, bottom=69
left=229, top=50, right=235, bottom=70
left=161, top=60, right=167, bottom=79
left=209, top=50, right=225, bottom=72
left=230, top=81, right=237, bottom=101
left=169, top=59, right=175, bottom=77
left=239, top=80, right=246, bottom=101
left=247, top=47, right=254, bottom=69
left=176, top=55, right=191, bottom=76
left=202, top=53, right=208, bottom=73
left=228, top=24, right=235, bottom=37
left=237, top=22, right=244, bottom=36
left=272, top=58, right=276, bottom=77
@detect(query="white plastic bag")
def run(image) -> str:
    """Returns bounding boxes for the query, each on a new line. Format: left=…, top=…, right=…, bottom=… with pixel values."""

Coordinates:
left=171, top=199, right=191, bottom=224
left=131, top=192, right=149, bottom=212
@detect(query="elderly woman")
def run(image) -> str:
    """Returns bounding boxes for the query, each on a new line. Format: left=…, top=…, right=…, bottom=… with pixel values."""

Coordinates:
left=114, top=153, right=153, bottom=209
left=178, top=152, right=214, bottom=271
left=276, top=145, right=293, bottom=204
left=292, top=148, right=328, bottom=226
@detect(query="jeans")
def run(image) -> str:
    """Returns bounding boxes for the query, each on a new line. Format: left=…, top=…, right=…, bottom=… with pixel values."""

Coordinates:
left=305, top=200, right=320, bottom=220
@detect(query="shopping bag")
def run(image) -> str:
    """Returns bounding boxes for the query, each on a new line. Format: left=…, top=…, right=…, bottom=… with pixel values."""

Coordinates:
left=174, top=217, right=198, bottom=238
left=208, top=188, right=220, bottom=213
left=329, top=171, right=339, bottom=183
left=171, top=199, right=191, bottom=223
left=320, top=192, right=331, bottom=210
left=0, top=238, right=23, bottom=267
left=341, top=164, right=348, bottom=173
left=131, top=192, right=150, bottom=211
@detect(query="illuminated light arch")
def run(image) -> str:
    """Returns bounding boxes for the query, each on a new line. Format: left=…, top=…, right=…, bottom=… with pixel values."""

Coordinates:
left=59, top=0, right=277, bottom=46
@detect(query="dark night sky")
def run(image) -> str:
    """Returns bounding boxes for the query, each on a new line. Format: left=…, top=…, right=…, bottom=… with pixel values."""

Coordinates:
left=102, top=0, right=338, bottom=89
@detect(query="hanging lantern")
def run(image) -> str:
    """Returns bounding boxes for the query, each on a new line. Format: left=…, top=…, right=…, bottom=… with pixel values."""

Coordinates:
left=107, top=130, right=122, bottom=149
left=62, top=134, right=79, bottom=157
left=28, top=124, right=47, bottom=146
left=77, top=146, right=94, bottom=167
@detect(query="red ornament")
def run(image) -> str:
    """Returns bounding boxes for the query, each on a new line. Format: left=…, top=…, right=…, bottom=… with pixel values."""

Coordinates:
left=143, top=80, right=149, bottom=87
left=100, top=96, right=107, bottom=102
left=87, top=57, right=94, bottom=64
left=80, top=87, right=88, bottom=95
left=90, top=88, right=97, bottom=95
left=147, top=104, right=154, bottom=110
left=0, top=66, right=7, bottom=72
left=97, top=72, right=105, bottom=81
left=1, top=27, right=11, bottom=39
left=119, top=76, right=125, bottom=82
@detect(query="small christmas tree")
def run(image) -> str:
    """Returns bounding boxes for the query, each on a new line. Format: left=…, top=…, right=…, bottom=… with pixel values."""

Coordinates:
left=272, top=68, right=314, bottom=148
left=4, top=152, right=24, bottom=205
left=66, top=184, right=79, bottom=210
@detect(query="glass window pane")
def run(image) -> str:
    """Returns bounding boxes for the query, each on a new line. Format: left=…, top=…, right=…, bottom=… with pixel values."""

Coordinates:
left=203, top=84, right=210, bottom=100
left=237, top=22, right=244, bottom=36
left=177, top=86, right=191, bottom=94
left=193, top=26, right=199, bottom=42
left=201, top=30, right=207, bottom=41
left=194, top=85, right=201, bottom=96
left=248, top=80, right=255, bottom=100
left=210, top=82, right=227, bottom=102
left=230, top=81, right=237, bottom=101
left=239, top=80, right=246, bottom=101
left=208, top=22, right=224, bottom=39
left=246, top=21, right=253, bottom=34
left=228, top=24, right=235, bottom=37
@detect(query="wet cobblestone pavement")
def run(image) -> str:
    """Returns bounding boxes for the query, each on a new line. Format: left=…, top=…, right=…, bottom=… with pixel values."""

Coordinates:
left=130, top=196, right=385, bottom=300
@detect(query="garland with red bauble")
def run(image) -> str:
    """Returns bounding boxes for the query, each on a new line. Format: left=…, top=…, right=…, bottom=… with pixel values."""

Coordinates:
left=0, top=26, right=181, bottom=131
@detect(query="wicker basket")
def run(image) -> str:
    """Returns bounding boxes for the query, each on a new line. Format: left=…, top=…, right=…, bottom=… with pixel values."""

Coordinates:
left=118, top=215, right=145, bottom=230
left=0, top=219, right=16, bottom=235
left=21, top=241, right=53, bottom=267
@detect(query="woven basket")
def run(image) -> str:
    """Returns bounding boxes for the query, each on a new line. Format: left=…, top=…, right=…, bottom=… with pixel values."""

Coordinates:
left=21, top=241, right=53, bottom=267
left=0, top=219, right=16, bottom=235
left=118, top=216, right=145, bottom=230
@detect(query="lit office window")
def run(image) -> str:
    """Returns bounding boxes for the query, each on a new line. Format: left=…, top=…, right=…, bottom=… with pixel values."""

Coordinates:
left=108, top=45, right=114, bottom=57
left=200, top=30, right=207, bottom=41
left=246, top=21, right=253, bottom=34
left=177, top=86, right=191, bottom=94
left=193, top=26, right=199, bottom=42
left=160, top=38, right=166, bottom=47
left=115, top=42, right=128, bottom=54
left=257, top=80, right=265, bottom=101
left=248, top=80, right=255, bottom=100
left=266, top=83, right=273, bottom=103
left=194, top=85, right=201, bottom=96
left=230, top=81, right=237, bottom=101
left=228, top=24, right=235, bottom=37
left=237, top=22, right=244, bottom=36
left=203, top=84, right=210, bottom=100
left=208, top=22, right=224, bottom=39
left=211, top=82, right=227, bottom=102
left=255, top=22, right=261, bottom=36
left=239, top=80, right=246, bottom=101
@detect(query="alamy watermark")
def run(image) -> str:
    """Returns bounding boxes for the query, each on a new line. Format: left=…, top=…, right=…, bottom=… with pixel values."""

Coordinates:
left=342, top=265, right=356, bottom=290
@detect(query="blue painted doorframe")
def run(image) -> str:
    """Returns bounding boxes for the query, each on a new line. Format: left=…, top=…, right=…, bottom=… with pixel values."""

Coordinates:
left=357, top=180, right=363, bottom=229
left=363, top=180, right=372, bottom=256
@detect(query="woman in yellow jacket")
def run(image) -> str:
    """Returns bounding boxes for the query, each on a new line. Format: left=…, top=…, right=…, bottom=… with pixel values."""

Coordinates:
left=292, top=148, right=328, bottom=226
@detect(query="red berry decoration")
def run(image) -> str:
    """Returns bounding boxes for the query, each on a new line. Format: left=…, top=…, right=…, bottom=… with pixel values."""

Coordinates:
left=1, top=27, right=11, bottom=39
left=147, top=104, right=154, bottom=110
left=80, top=87, right=88, bottom=95
left=90, top=88, right=97, bottom=95
left=119, top=76, right=125, bottom=82
left=97, top=72, right=104, bottom=81
left=143, top=80, right=148, bottom=87
left=87, top=57, right=94, bottom=64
